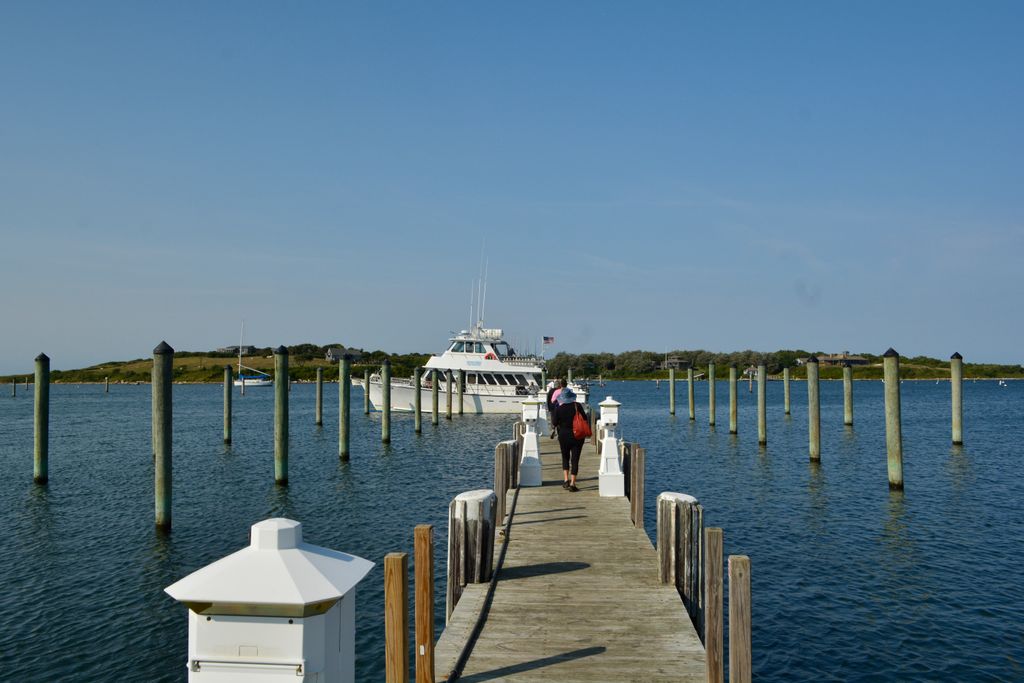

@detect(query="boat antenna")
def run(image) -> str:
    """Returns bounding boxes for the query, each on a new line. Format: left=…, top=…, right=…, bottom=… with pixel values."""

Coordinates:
left=469, top=281, right=475, bottom=332
left=481, top=257, right=489, bottom=325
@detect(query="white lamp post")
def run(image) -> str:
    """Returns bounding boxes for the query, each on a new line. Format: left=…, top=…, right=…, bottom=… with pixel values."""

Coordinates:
left=598, top=396, right=625, bottom=497
left=165, top=518, right=374, bottom=682
left=519, top=398, right=543, bottom=487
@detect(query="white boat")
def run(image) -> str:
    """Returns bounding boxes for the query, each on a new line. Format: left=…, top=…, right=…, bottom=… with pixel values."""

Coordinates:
left=362, top=323, right=588, bottom=414
left=232, top=321, right=272, bottom=388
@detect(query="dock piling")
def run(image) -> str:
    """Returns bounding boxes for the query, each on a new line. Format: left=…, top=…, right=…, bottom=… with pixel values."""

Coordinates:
left=757, top=364, right=766, bottom=446
left=223, top=365, right=232, bottom=444
left=384, top=552, right=409, bottom=683
left=728, top=555, right=752, bottom=683
left=807, top=356, right=820, bottom=461
left=458, top=369, right=465, bottom=415
left=414, top=367, right=422, bottom=434
left=728, top=365, right=738, bottom=434
left=883, top=348, right=904, bottom=489
left=951, top=352, right=963, bottom=444
left=669, top=367, right=676, bottom=415
left=708, top=363, right=716, bottom=427
left=339, top=355, right=351, bottom=460
left=843, top=362, right=853, bottom=426
left=34, top=353, right=50, bottom=484
left=104, top=376, right=109, bottom=393
left=705, top=527, right=724, bottom=683
left=446, top=490, right=496, bottom=622
left=445, top=371, right=453, bottom=420
left=430, top=369, right=439, bottom=425
left=783, top=367, right=791, bottom=415
left=364, top=369, right=370, bottom=414
left=382, top=360, right=392, bottom=444
left=315, top=367, right=323, bottom=426
left=414, top=525, right=435, bottom=683
left=153, top=341, right=173, bottom=529
left=688, top=367, right=695, bottom=420
left=274, top=346, right=289, bottom=485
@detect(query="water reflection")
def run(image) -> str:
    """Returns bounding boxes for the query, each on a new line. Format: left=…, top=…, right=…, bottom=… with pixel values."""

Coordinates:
left=945, top=445, right=972, bottom=495
left=881, top=490, right=916, bottom=568
left=268, top=483, right=294, bottom=518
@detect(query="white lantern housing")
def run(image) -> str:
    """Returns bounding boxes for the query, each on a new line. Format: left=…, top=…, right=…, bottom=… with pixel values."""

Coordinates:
left=599, top=396, right=621, bottom=429
left=520, top=399, right=542, bottom=425
left=165, top=518, right=374, bottom=682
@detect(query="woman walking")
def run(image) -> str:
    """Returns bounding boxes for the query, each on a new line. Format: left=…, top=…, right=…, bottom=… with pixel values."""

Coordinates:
left=551, top=388, right=586, bottom=492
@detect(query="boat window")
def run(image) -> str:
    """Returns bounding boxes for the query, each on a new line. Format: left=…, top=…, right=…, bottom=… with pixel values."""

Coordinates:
left=493, top=374, right=508, bottom=385
left=514, top=374, right=527, bottom=385
left=493, top=342, right=511, bottom=357
left=451, top=341, right=465, bottom=352
left=472, top=342, right=484, bottom=354
left=482, top=373, right=496, bottom=385
left=467, top=373, right=477, bottom=385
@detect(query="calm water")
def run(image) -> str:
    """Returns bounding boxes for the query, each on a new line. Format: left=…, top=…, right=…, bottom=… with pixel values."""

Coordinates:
left=1, top=379, right=1022, bottom=681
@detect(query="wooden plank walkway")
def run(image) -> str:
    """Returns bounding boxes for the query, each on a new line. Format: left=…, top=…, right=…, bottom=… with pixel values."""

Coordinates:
left=435, top=435, right=706, bottom=682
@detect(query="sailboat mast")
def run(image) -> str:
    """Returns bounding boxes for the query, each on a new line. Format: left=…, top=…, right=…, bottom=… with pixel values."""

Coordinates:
left=238, top=320, right=244, bottom=375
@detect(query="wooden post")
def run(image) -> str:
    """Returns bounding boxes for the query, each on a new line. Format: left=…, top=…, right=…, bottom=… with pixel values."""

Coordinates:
left=783, top=367, right=791, bottom=415
left=567, top=367, right=573, bottom=384
left=384, top=552, right=409, bottom=683
left=274, top=346, right=289, bottom=485
left=951, top=352, right=963, bottom=445
left=883, top=348, right=904, bottom=489
left=708, top=363, right=716, bottom=426
left=10, top=380, right=14, bottom=397
left=104, top=376, right=109, bottom=393
left=669, top=367, right=676, bottom=415
left=414, top=525, right=435, bottom=683
left=631, top=446, right=645, bottom=530
left=757, top=364, right=766, bottom=446
left=339, top=355, right=351, bottom=460
left=728, top=365, right=738, bottom=435
left=445, top=371, right=453, bottom=420
left=705, top=527, right=724, bottom=683
left=223, top=365, right=232, bottom=444
left=153, top=341, right=173, bottom=529
left=339, top=358, right=352, bottom=458
left=843, top=362, right=853, bottom=426
left=431, top=369, right=439, bottom=426
left=807, top=356, right=820, bottom=462
left=540, top=369, right=547, bottom=392
left=446, top=490, right=496, bottom=621
left=315, top=366, right=323, bottom=426
left=414, top=367, right=422, bottom=434
left=382, top=359, right=392, bottom=444
left=728, top=555, right=752, bottom=683
left=458, top=369, right=465, bottom=415
left=364, top=369, right=370, bottom=414
left=494, top=442, right=510, bottom=523
left=688, top=367, right=695, bottom=420
left=34, top=353, right=50, bottom=484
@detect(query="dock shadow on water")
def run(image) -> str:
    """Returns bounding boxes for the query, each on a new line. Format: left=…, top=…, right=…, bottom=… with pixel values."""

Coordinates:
left=458, top=646, right=606, bottom=683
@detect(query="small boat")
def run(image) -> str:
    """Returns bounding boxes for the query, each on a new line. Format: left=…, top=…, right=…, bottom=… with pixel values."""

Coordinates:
left=362, top=322, right=588, bottom=414
left=232, top=322, right=272, bottom=388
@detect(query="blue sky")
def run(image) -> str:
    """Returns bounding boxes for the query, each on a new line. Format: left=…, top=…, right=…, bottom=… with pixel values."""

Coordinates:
left=1, top=2, right=1021, bottom=373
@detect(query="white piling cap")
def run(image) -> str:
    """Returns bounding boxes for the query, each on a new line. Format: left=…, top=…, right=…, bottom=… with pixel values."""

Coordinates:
left=658, top=492, right=699, bottom=505
left=599, top=396, right=621, bottom=407
left=165, top=518, right=374, bottom=608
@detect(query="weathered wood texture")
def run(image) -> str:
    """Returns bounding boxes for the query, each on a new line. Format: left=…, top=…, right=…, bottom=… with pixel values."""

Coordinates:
left=704, top=528, right=723, bottom=683
left=656, top=493, right=705, bottom=639
left=435, top=437, right=705, bottom=682
left=446, top=491, right=497, bottom=622
left=728, top=555, right=751, bottom=683
left=494, top=441, right=520, bottom=523
left=385, top=552, right=409, bottom=683
left=415, top=525, right=435, bottom=683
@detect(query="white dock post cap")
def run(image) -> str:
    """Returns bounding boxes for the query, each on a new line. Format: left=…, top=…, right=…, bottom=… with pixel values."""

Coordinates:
left=453, top=489, right=496, bottom=520
left=657, top=491, right=699, bottom=505
left=164, top=517, right=374, bottom=612
left=599, top=396, right=621, bottom=426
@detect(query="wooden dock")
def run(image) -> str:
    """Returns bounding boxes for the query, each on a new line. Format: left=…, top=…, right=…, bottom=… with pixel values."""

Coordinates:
left=434, top=435, right=706, bottom=682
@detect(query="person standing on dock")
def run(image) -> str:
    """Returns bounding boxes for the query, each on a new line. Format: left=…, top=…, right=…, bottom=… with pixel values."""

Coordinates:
left=552, top=388, right=585, bottom=492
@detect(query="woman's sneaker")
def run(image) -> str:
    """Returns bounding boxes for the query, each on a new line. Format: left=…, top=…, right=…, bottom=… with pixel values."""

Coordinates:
left=568, top=484, right=579, bottom=492
left=562, top=481, right=570, bottom=489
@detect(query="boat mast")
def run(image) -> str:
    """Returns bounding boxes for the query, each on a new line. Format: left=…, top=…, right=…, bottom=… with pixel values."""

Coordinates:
left=238, top=320, right=244, bottom=376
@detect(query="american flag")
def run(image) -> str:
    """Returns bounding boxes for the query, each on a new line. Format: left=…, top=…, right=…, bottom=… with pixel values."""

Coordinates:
left=543, top=336, right=555, bottom=344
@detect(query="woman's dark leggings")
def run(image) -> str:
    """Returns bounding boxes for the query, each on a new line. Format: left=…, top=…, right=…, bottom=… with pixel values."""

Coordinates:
left=558, top=432, right=584, bottom=475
